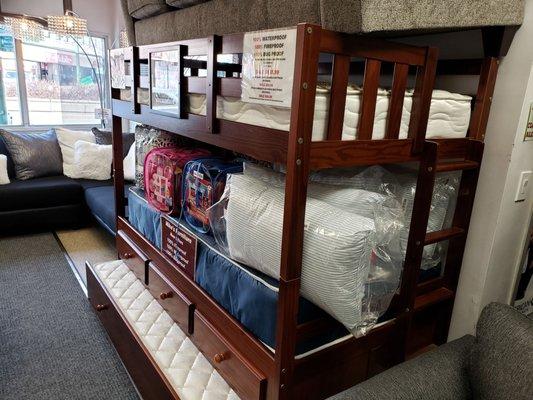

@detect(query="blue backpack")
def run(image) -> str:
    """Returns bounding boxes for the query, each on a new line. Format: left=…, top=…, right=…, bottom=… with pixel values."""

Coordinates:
left=182, top=158, right=243, bottom=234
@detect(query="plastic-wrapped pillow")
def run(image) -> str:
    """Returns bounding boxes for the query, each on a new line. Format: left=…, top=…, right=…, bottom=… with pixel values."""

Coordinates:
left=220, top=172, right=376, bottom=333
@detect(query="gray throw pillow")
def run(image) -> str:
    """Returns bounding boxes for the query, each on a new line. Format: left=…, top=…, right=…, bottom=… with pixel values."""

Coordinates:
left=0, top=129, right=63, bottom=180
left=92, top=127, right=135, bottom=159
left=468, top=303, right=533, bottom=400
left=166, top=0, right=208, bottom=8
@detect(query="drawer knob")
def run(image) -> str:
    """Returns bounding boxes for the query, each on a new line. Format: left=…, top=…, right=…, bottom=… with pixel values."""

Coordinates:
left=96, top=304, right=109, bottom=312
left=123, top=252, right=134, bottom=259
left=160, top=291, right=173, bottom=300
left=213, top=353, right=226, bottom=363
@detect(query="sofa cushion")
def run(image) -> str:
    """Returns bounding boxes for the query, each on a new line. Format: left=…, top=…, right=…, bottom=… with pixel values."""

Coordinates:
left=135, top=0, right=321, bottom=45
left=75, top=179, right=114, bottom=190
left=85, top=185, right=131, bottom=233
left=0, top=135, right=15, bottom=179
left=128, top=0, right=170, bottom=19
left=330, top=335, right=475, bottom=400
left=166, top=0, right=208, bottom=8
left=0, top=129, right=63, bottom=180
left=133, top=0, right=524, bottom=45
left=469, top=303, right=533, bottom=400
left=0, top=176, right=83, bottom=212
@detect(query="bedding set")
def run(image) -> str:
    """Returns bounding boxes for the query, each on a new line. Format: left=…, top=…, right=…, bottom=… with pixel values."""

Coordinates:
left=129, top=126, right=459, bottom=341
left=121, top=85, right=473, bottom=140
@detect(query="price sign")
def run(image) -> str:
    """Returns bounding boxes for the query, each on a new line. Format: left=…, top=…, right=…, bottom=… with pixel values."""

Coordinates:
left=161, top=215, right=197, bottom=279
left=241, top=27, right=297, bottom=107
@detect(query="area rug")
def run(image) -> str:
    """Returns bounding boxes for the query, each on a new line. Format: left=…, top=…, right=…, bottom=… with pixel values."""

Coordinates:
left=0, top=233, right=139, bottom=400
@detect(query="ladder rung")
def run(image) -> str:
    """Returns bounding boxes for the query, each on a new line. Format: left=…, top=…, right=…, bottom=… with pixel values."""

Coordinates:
left=436, top=160, right=479, bottom=172
left=425, top=227, right=465, bottom=245
left=414, top=287, right=454, bottom=311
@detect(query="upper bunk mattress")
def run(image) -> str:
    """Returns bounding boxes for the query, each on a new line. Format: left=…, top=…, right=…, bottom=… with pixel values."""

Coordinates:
left=125, top=86, right=472, bottom=141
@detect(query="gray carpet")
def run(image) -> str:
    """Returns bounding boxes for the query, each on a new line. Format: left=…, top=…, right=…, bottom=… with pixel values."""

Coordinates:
left=0, top=233, right=139, bottom=400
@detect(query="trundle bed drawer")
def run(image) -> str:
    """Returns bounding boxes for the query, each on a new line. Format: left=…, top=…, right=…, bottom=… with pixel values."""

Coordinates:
left=117, top=230, right=149, bottom=283
left=86, top=262, right=177, bottom=400
left=147, top=262, right=195, bottom=334
left=193, top=311, right=267, bottom=400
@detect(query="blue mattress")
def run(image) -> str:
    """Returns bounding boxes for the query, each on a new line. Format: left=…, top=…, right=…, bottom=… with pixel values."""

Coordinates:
left=128, top=188, right=349, bottom=355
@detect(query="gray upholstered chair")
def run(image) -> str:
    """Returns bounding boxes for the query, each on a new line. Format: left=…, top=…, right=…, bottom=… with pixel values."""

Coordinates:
left=330, top=303, right=533, bottom=400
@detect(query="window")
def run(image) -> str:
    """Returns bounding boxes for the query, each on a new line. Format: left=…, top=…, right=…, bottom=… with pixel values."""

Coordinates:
left=0, top=26, right=108, bottom=127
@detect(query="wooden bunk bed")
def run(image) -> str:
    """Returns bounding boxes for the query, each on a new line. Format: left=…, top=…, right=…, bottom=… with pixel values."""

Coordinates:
left=88, top=23, right=511, bottom=400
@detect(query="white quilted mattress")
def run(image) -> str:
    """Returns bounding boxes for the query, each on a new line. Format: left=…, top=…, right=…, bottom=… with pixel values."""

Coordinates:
left=124, top=86, right=472, bottom=141
left=94, top=260, right=240, bottom=400
left=188, top=86, right=472, bottom=141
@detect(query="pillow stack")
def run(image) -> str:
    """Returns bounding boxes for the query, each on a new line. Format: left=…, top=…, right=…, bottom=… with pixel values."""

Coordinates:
left=91, top=127, right=136, bottom=181
left=56, top=127, right=98, bottom=178
left=0, top=126, right=136, bottom=183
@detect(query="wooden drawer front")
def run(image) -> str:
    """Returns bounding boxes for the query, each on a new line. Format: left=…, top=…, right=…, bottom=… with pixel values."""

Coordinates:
left=148, top=262, right=194, bottom=334
left=86, top=262, right=176, bottom=400
left=117, top=230, right=148, bottom=283
left=194, top=311, right=267, bottom=400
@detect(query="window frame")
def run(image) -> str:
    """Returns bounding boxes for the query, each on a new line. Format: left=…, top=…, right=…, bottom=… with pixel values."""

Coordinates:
left=1, top=30, right=110, bottom=131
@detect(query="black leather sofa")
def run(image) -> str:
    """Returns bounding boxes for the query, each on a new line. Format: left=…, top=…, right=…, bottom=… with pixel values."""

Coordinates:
left=0, top=137, right=125, bottom=235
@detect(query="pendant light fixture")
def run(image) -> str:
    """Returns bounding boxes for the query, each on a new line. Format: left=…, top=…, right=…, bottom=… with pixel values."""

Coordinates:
left=2, top=16, right=45, bottom=42
left=46, top=10, right=87, bottom=37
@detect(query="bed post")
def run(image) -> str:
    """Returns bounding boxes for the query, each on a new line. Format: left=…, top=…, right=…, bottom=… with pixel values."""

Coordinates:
left=468, top=57, right=499, bottom=140
left=408, top=47, right=438, bottom=154
left=130, top=46, right=140, bottom=114
left=206, top=35, right=221, bottom=133
left=112, top=112, right=125, bottom=223
left=273, top=23, right=321, bottom=400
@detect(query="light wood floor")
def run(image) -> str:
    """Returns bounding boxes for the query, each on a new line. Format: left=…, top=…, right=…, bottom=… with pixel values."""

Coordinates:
left=56, top=223, right=116, bottom=286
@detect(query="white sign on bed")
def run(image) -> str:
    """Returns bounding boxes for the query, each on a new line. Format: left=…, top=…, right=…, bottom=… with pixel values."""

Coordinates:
left=241, top=27, right=297, bottom=108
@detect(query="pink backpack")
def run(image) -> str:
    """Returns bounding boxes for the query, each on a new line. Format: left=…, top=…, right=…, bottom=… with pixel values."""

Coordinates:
left=144, top=147, right=210, bottom=214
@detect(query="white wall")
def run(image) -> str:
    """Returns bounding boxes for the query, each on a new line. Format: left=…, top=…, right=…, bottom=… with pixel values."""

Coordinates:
left=1, top=0, right=124, bottom=45
left=448, top=0, right=533, bottom=339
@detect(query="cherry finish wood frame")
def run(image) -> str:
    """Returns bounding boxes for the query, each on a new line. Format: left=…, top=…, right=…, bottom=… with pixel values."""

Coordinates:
left=105, top=24, right=503, bottom=400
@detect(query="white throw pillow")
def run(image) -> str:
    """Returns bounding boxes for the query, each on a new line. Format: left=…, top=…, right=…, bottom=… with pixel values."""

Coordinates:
left=56, top=127, right=95, bottom=178
left=123, top=142, right=136, bottom=181
left=71, top=141, right=113, bottom=180
left=0, top=154, right=10, bottom=185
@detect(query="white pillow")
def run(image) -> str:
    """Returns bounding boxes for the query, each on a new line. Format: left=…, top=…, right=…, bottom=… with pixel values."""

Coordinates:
left=71, top=141, right=113, bottom=180
left=0, top=154, right=10, bottom=185
left=56, top=127, right=95, bottom=177
left=224, top=173, right=375, bottom=332
left=123, top=142, right=136, bottom=181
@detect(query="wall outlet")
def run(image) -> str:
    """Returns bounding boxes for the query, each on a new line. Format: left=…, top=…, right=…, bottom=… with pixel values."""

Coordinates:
left=515, top=171, right=532, bottom=202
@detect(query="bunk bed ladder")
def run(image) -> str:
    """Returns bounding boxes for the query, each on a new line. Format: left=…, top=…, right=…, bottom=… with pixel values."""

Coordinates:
left=394, top=141, right=438, bottom=356
left=426, top=140, right=484, bottom=345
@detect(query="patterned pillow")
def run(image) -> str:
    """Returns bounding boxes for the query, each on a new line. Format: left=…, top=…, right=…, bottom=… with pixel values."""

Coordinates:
left=134, top=125, right=183, bottom=189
